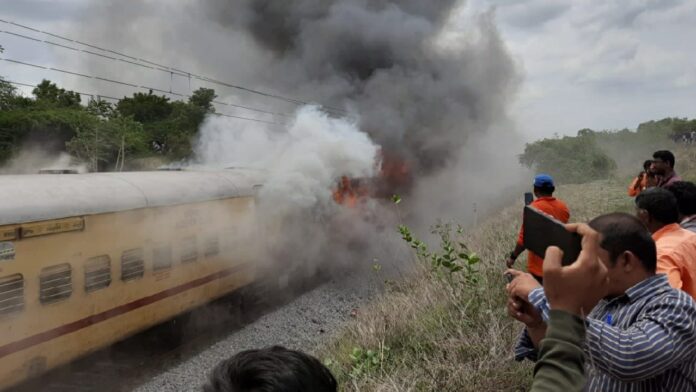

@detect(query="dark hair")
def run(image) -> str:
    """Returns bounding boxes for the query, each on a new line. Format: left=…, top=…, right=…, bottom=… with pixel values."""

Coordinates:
left=533, top=185, right=555, bottom=196
left=643, top=159, right=653, bottom=171
left=203, top=346, right=337, bottom=392
left=666, top=181, right=696, bottom=216
left=635, top=188, right=679, bottom=224
left=653, top=150, right=676, bottom=168
left=589, top=213, right=656, bottom=273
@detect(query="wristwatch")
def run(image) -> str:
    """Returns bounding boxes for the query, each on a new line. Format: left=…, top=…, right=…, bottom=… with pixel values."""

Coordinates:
left=509, top=252, right=517, bottom=260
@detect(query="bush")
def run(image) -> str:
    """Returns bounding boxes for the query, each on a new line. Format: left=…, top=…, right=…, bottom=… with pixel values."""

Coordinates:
left=519, top=132, right=616, bottom=184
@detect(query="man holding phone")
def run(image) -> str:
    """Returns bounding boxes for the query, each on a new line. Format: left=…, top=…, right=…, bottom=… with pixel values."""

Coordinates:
left=508, top=213, right=696, bottom=391
left=507, top=174, right=570, bottom=282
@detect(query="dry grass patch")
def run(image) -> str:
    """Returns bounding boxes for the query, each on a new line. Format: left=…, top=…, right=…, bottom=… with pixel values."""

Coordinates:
left=320, top=178, right=634, bottom=391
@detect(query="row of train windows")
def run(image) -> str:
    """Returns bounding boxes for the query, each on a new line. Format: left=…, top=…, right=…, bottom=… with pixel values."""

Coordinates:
left=0, top=236, right=220, bottom=316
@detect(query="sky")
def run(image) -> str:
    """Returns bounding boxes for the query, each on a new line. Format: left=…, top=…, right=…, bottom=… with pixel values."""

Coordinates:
left=1, top=0, right=695, bottom=140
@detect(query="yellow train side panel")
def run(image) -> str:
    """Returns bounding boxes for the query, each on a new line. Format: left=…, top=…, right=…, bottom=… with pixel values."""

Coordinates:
left=0, top=196, right=259, bottom=390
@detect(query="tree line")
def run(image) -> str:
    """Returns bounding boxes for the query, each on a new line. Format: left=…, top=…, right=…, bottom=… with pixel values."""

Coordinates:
left=0, top=75, right=216, bottom=171
left=519, top=118, right=696, bottom=184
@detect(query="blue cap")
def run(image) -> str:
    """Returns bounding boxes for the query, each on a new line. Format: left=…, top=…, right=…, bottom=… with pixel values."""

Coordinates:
left=534, top=174, right=554, bottom=188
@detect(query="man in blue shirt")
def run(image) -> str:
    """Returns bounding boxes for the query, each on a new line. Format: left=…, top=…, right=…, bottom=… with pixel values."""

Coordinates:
left=507, top=213, right=696, bottom=391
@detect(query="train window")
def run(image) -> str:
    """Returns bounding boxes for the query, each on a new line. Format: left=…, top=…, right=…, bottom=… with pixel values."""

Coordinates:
left=153, top=246, right=172, bottom=271
left=0, top=274, right=24, bottom=316
left=204, top=236, right=220, bottom=258
left=39, top=263, right=72, bottom=304
left=180, top=237, right=197, bottom=263
left=121, top=248, right=144, bottom=281
left=84, top=255, right=111, bottom=293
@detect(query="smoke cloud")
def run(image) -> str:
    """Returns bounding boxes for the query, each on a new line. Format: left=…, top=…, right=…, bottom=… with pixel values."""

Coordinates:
left=196, top=106, right=378, bottom=211
left=70, top=0, right=527, bottom=274
left=200, top=0, right=519, bottom=175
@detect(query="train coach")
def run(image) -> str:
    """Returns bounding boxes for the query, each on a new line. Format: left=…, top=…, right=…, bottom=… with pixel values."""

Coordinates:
left=0, top=169, right=265, bottom=390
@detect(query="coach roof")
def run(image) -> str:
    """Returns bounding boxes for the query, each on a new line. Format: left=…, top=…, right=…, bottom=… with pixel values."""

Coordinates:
left=0, top=169, right=263, bottom=225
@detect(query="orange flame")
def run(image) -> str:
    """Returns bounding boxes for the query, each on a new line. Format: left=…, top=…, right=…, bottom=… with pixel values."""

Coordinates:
left=333, top=150, right=412, bottom=207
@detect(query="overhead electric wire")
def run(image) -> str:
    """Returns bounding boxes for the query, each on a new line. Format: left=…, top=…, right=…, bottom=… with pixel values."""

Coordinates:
left=0, top=57, right=291, bottom=120
left=2, top=77, right=282, bottom=126
left=0, top=18, right=348, bottom=115
left=0, top=34, right=291, bottom=118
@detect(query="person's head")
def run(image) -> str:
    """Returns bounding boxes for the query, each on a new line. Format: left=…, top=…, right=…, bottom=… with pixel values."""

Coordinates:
left=533, top=174, right=555, bottom=197
left=642, top=159, right=653, bottom=173
left=666, top=181, right=696, bottom=220
left=635, top=188, right=679, bottom=233
left=203, top=346, right=337, bottom=392
left=651, top=150, right=676, bottom=175
left=588, top=213, right=657, bottom=297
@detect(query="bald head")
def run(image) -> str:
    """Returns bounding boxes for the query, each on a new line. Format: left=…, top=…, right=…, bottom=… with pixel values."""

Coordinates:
left=589, top=213, right=656, bottom=273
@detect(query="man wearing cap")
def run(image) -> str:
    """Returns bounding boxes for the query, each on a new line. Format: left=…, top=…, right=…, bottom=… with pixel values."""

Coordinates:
left=506, top=174, right=570, bottom=283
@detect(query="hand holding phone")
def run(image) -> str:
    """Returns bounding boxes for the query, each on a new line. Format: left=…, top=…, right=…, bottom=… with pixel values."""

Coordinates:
left=523, top=206, right=581, bottom=266
left=542, top=224, right=609, bottom=316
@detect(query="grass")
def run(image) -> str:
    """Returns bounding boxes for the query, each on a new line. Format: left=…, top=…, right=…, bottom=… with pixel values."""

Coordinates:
left=319, top=147, right=696, bottom=391
left=318, top=177, right=638, bottom=391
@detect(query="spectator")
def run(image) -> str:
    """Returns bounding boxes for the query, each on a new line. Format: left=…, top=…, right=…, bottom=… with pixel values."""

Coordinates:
left=627, top=160, right=655, bottom=197
left=508, top=213, right=696, bottom=391
left=522, top=223, right=609, bottom=391
left=203, top=346, right=337, bottom=392
left=666, top=181, right=696, bottom=233
left=506, top=174, right=570, bottom=283
left=651, top=150, right=681, bottom=187
left=636, top=188, right=696, bottom=298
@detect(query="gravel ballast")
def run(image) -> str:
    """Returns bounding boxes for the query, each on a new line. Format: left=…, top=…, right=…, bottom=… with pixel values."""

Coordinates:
left=132, top=269, right=380, bottom=392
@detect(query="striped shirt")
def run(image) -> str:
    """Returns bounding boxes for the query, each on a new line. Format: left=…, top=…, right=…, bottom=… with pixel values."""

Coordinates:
left=515, top=275, right=696, bottom=391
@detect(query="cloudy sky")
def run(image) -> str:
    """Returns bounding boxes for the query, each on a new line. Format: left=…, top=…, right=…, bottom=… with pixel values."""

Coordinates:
left=1, top=0, right=695, bottom=140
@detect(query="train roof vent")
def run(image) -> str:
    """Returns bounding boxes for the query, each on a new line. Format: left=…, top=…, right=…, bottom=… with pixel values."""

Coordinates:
left=40, top=263, right=72, bottom=304
left=0, top=274, right=24, bottom=316
left=85, top=255, right=112, bottom=293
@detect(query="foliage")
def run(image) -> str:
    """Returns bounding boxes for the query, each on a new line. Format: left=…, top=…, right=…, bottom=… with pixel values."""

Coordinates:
left=0, top=79, right=217, bottom=170
left=66, top=115, right=147, bottom=172
left=32, top=80, right=81, bottom=109
left=399, top=223, right=480, bottom=281
left=519, top=117, right=695, bottom=182
left=519, top=131, right=616, bottom=184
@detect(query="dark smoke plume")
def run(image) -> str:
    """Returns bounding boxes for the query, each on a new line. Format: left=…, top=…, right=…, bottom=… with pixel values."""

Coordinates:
left=201, top=0, right=518, bottom=174
left=73, top=0, right=526, bottom=227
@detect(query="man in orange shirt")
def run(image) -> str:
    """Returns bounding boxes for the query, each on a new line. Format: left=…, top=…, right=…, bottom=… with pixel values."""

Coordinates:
left=636, top=188, right=696, bottom=298
left=507, top=174, right=570, bottom=283
left=627, top=160, right=655, bottom=197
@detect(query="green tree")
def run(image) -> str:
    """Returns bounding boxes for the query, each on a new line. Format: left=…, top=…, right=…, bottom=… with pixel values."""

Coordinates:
left=86, top=98, right=115, bottom=119
left=116, top=91, right=172, bottom=123
left=67, top=115, right=146, bottom=171
left=519, top=132, right=616, bottom=184
left=0, top=79, right=17, bottom=111
left=32, top=80, right=81, bottom=108
left=188, top=88, right=216, bottom=113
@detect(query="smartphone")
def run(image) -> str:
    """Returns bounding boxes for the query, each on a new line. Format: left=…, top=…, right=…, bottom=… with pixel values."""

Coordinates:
left=524, top=192, right=534, bottom=206
left=523, top=206, right=581, bottom=266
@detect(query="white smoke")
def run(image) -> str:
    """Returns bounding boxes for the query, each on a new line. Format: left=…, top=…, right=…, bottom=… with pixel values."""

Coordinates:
left=195, top=105, right=391, bottom=276
left=196, top=105, right=379, bottom=210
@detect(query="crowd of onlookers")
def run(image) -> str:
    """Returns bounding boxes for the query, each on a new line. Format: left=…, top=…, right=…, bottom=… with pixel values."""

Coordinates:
left=199, top=149, right=696, bottom=391
left=504, top=149, right=696, bottom=391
